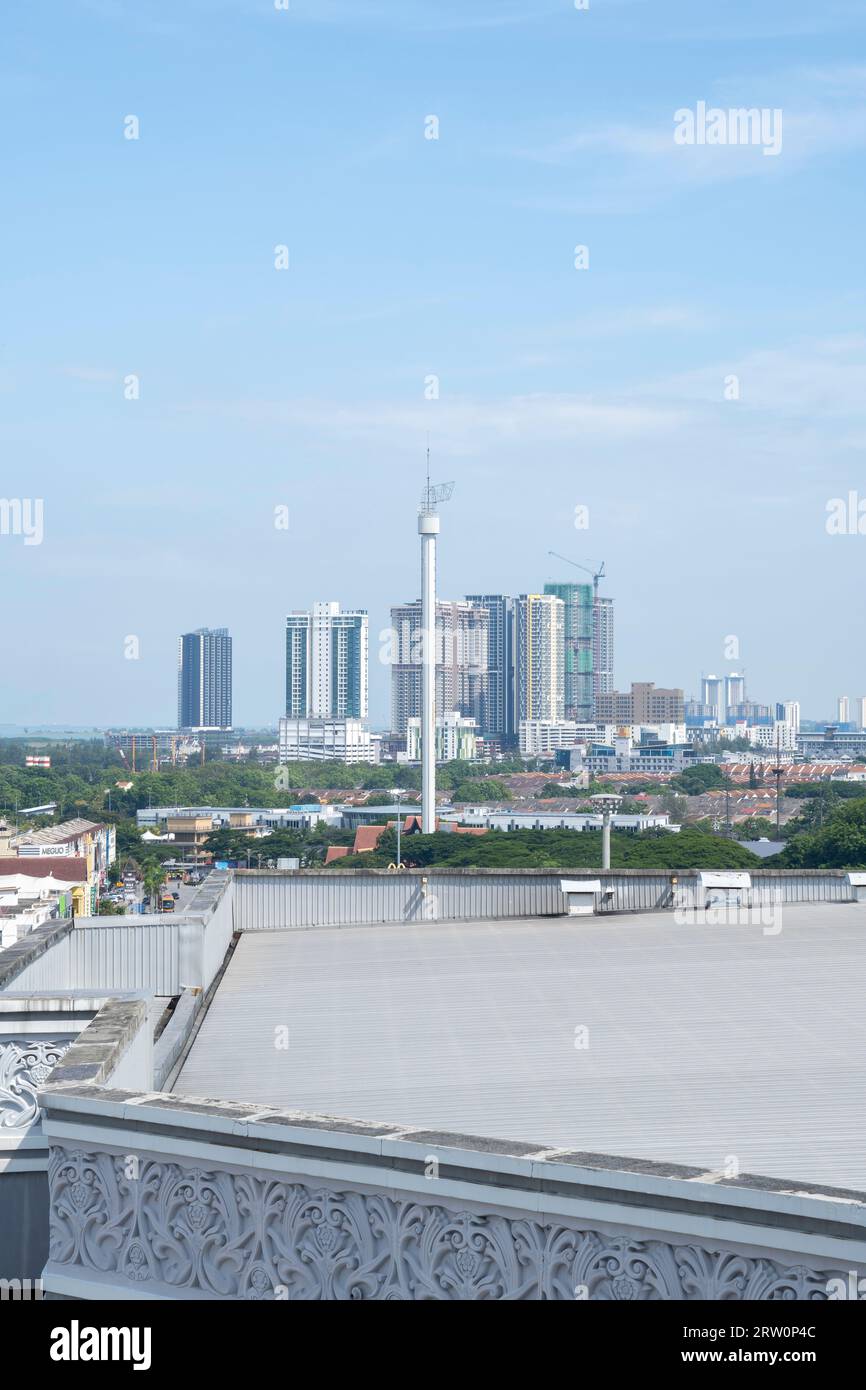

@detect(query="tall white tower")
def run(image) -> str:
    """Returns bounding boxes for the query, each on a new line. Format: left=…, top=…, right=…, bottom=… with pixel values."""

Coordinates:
left=418, top=469, right=453, bottom=834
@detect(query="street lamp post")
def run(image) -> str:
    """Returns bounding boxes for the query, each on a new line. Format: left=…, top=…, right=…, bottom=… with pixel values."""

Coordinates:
left=393, top=788, right=406, bottom=869
left=590, top=793, right=623, bottom=872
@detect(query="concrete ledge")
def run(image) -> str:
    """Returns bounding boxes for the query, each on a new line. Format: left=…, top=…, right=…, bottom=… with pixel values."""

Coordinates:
left=46, top=999, right=148, bottom=1087
left=152, top=989, right=203, bottom=1090
left=38, top=1080, right=866, bottom=1249
left=0, top=921, right=73, bottom=990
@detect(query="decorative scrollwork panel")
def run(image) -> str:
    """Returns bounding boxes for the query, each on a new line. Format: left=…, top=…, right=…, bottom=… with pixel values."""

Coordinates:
left=46, top=1146, right=847, bottom=1301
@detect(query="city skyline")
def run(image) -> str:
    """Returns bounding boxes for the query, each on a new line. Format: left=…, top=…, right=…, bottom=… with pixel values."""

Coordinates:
left=99, top=583, right=847, bottom=732
left=6, top=573, right=862, bottom=732
left=2, top=0, right=865, bottom=725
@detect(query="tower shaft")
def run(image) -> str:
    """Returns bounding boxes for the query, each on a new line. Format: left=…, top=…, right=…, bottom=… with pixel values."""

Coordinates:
left=418, top=512, right=439, bottom=834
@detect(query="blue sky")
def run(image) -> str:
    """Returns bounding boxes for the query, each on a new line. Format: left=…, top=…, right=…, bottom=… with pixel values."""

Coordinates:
left=2, top=0, right=865, bottom=727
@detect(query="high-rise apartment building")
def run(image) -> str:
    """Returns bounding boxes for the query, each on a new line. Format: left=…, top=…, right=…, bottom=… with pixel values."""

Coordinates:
left=465, top=594, right=514, bottom=739
left=776, top=700, right=801, bottom=734
left=389, top=600, right=488, bottom=735
left=593, top=595, right=615, bottom=706
left=701, top=675, right=725, bottom=723
left=725, top=673, right=745, bottom=714
left=177, top=628, right=232, bottom=730
left=285, top=602, right=368, bottom=720
left=596, top=682, right=684, bottom=725
left=838, top=695, right=851, bottom=725
left=285, top=614, right=309, bottom=718
left=543, top=582, right=593, bottom=722
left=515, top=593, right=564, bottom=723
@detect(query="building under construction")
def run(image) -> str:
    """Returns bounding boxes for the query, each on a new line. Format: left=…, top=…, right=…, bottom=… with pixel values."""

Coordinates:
left=104, top=729, right=205, bottom=770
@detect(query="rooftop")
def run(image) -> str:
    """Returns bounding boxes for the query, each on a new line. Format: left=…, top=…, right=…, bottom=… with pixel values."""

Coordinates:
left=174, top=903, right=866, bottom=1192
left=0, top=856, right=87, bottom=881
left=14, top=817, right=105, bottom=844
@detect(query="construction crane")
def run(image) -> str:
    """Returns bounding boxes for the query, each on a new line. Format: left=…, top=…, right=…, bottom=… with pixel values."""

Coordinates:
left=548, top=551, right=606, bottom=601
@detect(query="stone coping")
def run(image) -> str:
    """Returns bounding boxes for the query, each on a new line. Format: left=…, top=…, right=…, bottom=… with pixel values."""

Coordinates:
left=44, top=998, right=148, bottom=1086
left=39, top=1013, right=866, bottom=1250
left=0, top=920, right=73, bottom=990
left=0, top=874, right=233, bottom=984
left=0, top=992, right=141, bottom=1017
left=153, top=988, right=203, bottom=1090
left=75, top=870, right=232, bottom=929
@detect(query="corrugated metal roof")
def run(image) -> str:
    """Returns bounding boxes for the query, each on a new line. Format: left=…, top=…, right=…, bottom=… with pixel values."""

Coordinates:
left=14, top=818, right=104, bottom=844
left=174, top=905, right=866, bottom=1191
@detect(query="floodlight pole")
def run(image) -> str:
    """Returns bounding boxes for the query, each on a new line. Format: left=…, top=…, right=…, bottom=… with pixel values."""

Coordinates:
left=393, top=788, right=406, bottom=868
left=591, top=793, right=622, bottom=871
left=603, top=808, right=612, bottom=870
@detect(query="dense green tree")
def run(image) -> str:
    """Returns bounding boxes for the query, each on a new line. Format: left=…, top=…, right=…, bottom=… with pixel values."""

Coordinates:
left=201, top=824, right=354, bottom=867
left=776, top=800, right=866, bottom=868
left=784, top=781, right=866, bottom=801
left=333, top=826, right=758, bottom=871
left=143, top=865, right=166, bottom=905
left=97, top=899, right=126, bottom=915
left=736, top=817, right=779, bottom=840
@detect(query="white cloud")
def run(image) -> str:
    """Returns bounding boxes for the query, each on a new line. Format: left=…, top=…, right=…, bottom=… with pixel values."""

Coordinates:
left=180, top=391, right=686, bottom=454
left=643, top=340, right=866, bottom=417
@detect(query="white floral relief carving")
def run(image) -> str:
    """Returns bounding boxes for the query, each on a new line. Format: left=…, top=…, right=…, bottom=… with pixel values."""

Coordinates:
left=0, top=1040, right=73, bottom=1129
left=46, top=1146, right=847, bottom=1301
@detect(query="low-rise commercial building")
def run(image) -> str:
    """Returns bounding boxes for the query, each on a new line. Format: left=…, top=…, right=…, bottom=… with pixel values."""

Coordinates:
left=798, top=727, right=866, bottom=759
left=576, top=736, right=710, bottom=776
left=448, top=804, right=676, bottom=833
left=11, top=819, right=114, bottom=913
left=137, top=805, right=342, bottom=836
left=0, top=858, right=84, bottom=943
left=518, top=720, right=598, bottom=757
left=278, top=716, right=380, bottom=764
left=686, top=720, right=798, bottom=752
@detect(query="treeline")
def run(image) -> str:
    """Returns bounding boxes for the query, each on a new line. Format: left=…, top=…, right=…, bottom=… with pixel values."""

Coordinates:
left=776, top=800, right=866, bottom=868
left=0, top=741, right=532, bottom=821
left=333, top=827, right=759, bottom=871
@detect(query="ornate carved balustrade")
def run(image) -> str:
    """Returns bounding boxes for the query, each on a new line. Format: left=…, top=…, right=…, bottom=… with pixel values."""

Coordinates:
left=0, top=1039, right=73, bottom=1132
left=39, top=1040, right=866, bottom=1302
left=44, top=1141, right=856, bottom=1301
